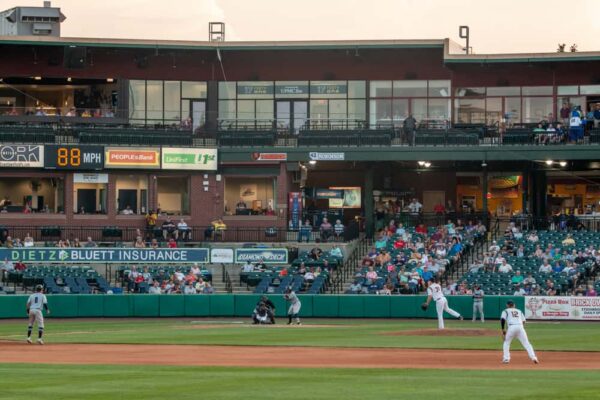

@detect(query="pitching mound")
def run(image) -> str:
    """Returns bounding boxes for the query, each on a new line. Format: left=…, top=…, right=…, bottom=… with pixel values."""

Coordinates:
left=384, top=328, right=497, bottom=337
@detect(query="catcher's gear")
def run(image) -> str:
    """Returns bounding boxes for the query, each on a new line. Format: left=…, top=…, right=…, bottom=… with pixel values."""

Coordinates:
left=420, top=303, right=429, bottom=311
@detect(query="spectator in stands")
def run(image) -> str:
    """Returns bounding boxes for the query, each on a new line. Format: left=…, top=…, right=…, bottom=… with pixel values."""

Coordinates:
left=12, top=238, right=22, bottom=248
left=586, top=285, right=597, bottom=296
left=21, top=234, right=33, bottom=248
left=593, top=104, right=600, bottom=129
left=523, top=273, right=536, bottom=286
left=309, top=247, right=322, bottom=261
left=498, top=259, right=513, bottom=274
left=84, top=237, right=97, bottom=248
left=177, top=219, right=190, bottom=240
left=235, top=198, right=248, bottom=214
left=241, top=260, right=254, bottom=272
left=14, top=260, right=26, bottom=271
left=421, top=265, right=434, bottom=282
left=539, top=259, right=552, bottom=274
left=574, top=285, right=586, bottom=296
left=145, top=210, right=158, bottom=237
left=513, top=284, right=526, bottom=296
left=254, top=257, right=267, bottom=271
left=562, top=234, right=575, bottom=246
left=527, top=231, right=539, bottom=243
left=408, top=198, right=423, bottom=215
left=134, top=236, right=146, bottom=248
left=148, top=281, right=162, bottom=294
left=319, top=217, right=334, bottom=242
left=403, top=114, right=417, bottom=145
left=545, top=280, right=558, bottom=296
left=365, top=266, right=378, bottom=285
left=511, top=270, right=524, bottom=285
left=552, top=261, right=563, bottom=274
left=184, top=271, right=198, bottom=285
left=150, top=238, right=159, bottom=249
left=298, top=220, right=312, bottom=243
left=121, top=205, right=134, bottom=215
left=167, top=238, right=177, bottom=248
left=515, top=244, right=526, bottom=258
left=559, top=103, right=571, bottom=127
left=183, top=281, right=197, bottom=294
left=1, top=258, right=14, bottom=282
left=70, top=238, right=81, bottom=248
left=162, top=217, right=177, bottom=239
left=195, top=278, right=207, bottom=292
left=304, top=268, right=315, bottom=283
left=334, top=219, right=345, bottom=240
left=348, top=280, right=363, bottom=294
left=488, top=240, right=500, bottom=253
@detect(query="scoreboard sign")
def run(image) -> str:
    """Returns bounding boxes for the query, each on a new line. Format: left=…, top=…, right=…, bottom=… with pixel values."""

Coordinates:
left=44, top=145, right=104, bottom=170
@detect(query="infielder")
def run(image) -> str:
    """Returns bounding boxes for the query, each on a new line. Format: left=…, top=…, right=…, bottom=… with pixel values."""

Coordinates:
left=501, top=300, right=538, bottom=364
left=472, top=285, right=484, bottom=322
left=423, top=279, right=463, bottom=329
left=26, top=285, right=50, bottom=345
left=284, top=287, right=301, bottom=325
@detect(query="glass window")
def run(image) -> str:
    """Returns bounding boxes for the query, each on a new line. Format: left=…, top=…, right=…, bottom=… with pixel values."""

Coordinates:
left=394, top=80, right=427, bottom=97
left=486, top=87, right=520, bottom=96
left=218, top=82, right=236, bottom=99
left=485, top=98, right=502, bottom=125
left=411, top=99, right=428, bottom=121
left=369, top=99, right=392, bottom=127
left=428, top=80, right=451, bottom=97
left=181, top=81, right=207, bottom=98
left=164, top=81, right=181, bottom=121
left=504, top=97, right=521, bottom=125
left=428, top=99, right=451, bottom=120
left=580, top=85, right=600, bottom=95
left=74, top=181, right=107, bottom=214
left=557, top=86, right=578, bottom=96
left=275, top=81, right=309, bottom=98
left=310, top=99, right=328, bottom=120
left=522, top=86, right=552, bottom=96
left=348, top=99, right=366, bottom=122
left=455, top=87, right=485, bottom=97
left=218, top=100, right=236, bottom=120
left=369, top=81, right=392, bottom=97
left=157, top=177, right=189, bottom=215
left=392, top=99, right=409, bottom=121
left=557, top=97, right=585, bottom=121
left=224, top=177, right=276, bottom=216
left=128, top=80, right=145, bottom=120
left=145, top=80, right=163, bottom=121
left=523, top=97, right=553, bottom=123
left=310, top=81, right=347, bottom=98
left=348, top=81, right=366, bottom=98
left=237, top=81, right=274, bottom=99
left=0, top=177, right=64, bottom=214
left=256, top=100, right=274, bottom=121
left=454, top=98, right=485, bottom=123
left=237, top=100, right=254, bottom=120
left=329, top=99, right=347, bottom=120
left=181, top=99, right=190, bottom=121
left=115, top=175, right=148, bottom=214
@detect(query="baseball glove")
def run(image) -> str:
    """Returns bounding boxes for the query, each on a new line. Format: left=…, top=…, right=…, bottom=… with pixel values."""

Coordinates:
left=420, top=303, right=428, bottom=311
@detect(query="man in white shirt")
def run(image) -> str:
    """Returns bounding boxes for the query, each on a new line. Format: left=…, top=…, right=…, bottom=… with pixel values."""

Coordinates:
left=408, top=198, right=422, bottom=215
left=498, top=260, right=513, bottom=274
left=538, top=260, right=552, bottom=274
left=501, top=300, right=538, bottom=364
left=26, top=285, right=50, bottom=344
left=148, top=281, right=162, bottom=294
left=177, top=219, right=190, bottom=240
left=242, top=261, right=254, bottom=272
left=423, top=278, right=463, bottom=329
left=488, top=241, right=500, bottom=253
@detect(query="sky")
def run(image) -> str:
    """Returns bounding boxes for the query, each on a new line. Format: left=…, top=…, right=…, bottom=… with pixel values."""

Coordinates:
left=2, top=0, right=599, bottom=54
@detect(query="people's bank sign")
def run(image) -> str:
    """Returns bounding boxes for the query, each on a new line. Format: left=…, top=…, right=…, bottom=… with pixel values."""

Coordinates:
left=234, top=248, right=288, bottom=264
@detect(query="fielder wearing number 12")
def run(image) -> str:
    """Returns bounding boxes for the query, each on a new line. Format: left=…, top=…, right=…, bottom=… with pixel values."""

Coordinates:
left=500, top=300, right=538, bottom=364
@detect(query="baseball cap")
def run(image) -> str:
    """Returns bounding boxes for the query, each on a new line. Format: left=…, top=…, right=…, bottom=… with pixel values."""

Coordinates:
left=506, top=300, right=515, bottom=306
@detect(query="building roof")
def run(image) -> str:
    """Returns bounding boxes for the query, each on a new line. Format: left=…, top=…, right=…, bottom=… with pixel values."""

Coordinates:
left=0, top=35, right=599, bottom=62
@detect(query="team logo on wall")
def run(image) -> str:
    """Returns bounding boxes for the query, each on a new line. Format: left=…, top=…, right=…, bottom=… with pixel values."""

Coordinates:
left=251, top=152, right=287, bottom=161
left=0, top=145, right=44, bottom=167
left=308, top=152, right=344, bottom=161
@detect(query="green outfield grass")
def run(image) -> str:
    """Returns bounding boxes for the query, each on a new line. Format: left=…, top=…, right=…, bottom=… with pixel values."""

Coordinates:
left=0, top=318, right=599, bottom=351
left=0, top=364, right=598, bottom=400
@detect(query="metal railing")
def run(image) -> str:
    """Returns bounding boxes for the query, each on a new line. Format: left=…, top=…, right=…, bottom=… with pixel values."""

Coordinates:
left=330, top=236, right=370, bottom=294
left=222, top=263, right=233, bottom=293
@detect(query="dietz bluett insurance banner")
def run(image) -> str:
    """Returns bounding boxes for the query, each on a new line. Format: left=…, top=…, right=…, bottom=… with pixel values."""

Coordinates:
left=0, top=248, right=209, bottom=263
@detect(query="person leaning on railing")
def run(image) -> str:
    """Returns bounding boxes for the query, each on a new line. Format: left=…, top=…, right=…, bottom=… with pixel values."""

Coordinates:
left=298, top=220, right=312, bottom=243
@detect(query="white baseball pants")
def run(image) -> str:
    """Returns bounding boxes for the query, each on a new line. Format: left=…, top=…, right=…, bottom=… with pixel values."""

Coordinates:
left=503, top=325, right=536, bottom=361
left=28, top=309, right=44, bottom=329
left=473, top=302, right=484, bottom=322
left=436, top=298, right=460, bottom=329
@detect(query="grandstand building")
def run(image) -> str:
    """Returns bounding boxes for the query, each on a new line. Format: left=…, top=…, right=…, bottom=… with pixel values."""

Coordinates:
left=1, top=34, right=600, bottom=239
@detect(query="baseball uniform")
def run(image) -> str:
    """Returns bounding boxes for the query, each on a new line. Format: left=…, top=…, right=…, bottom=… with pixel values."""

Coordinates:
left=472, top=289, right=485, bottom=322
left=26, top=292, right=48, bottom=344
left=427, top=283, right=462, bottom=329
left=286, top=291, right=301, bottom=324
left=501, top=307, right=537, bottom=363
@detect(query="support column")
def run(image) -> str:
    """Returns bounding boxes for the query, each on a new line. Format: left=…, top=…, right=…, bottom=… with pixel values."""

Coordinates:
left=364, top=167, right=374, bottom=238
left=482, top=168, right=488, bottom=226
left=532, top=170, right=547, bottom=218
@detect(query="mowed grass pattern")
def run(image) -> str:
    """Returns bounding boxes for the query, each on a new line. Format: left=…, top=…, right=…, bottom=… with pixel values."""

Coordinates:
left=0, top=364, right=599, bottom=400
left=0, top=319, right=599, bottom=351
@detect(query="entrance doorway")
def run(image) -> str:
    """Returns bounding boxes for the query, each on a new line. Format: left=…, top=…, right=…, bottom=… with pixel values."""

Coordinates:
left=276, top=100, right=308, bottom=134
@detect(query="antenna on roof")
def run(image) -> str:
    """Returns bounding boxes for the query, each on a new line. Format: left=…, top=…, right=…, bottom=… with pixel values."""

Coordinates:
left=459, top=26, right=470, bottom=55
left=209, top=22, right=225, bottom=42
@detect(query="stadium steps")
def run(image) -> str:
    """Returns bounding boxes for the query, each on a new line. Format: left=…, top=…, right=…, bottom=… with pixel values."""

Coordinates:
left=209, top=264, right=253, bottom=294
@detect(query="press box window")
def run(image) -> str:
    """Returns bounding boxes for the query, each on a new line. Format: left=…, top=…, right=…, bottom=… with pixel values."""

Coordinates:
left=115, top=176, right=148, bottom=215
left=157, top=177, right=190, bottom=216
left=224, top=177, right=276, bottom=216
left=0, top=177, right=64, bottom=213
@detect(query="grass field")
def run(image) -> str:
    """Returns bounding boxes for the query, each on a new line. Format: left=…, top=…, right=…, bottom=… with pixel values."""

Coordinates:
left=1, top=318, right=599, bottom=400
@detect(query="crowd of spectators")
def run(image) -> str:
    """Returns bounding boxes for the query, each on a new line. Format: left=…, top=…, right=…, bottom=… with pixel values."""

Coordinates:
left=123, top=264, right=214, bottom=295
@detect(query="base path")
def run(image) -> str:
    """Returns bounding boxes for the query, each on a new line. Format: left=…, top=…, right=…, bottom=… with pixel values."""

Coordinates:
left=0, top=342, right=598, bottom=370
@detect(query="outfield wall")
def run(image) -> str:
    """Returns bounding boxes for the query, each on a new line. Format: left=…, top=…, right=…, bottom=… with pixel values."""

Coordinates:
left=0, top=295, right=523, bottom=319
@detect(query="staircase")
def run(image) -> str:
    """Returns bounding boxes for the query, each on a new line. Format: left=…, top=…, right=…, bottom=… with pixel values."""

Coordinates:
left=328, top=237, right=370, bottom=293
left=209, top=264, right=254, bottom=294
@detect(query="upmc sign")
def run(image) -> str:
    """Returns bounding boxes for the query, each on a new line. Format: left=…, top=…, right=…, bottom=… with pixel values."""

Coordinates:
left=0, top=145, right=44, bottom=167
left=104, top=147, right=160, bottom=169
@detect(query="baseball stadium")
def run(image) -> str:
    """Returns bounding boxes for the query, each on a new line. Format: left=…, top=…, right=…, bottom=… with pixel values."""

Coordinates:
left=1, top=2, right=600, bottom=399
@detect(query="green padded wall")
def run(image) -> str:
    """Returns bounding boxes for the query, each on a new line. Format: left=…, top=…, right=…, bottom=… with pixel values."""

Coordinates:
left=0, top=295, right=524, bottom=319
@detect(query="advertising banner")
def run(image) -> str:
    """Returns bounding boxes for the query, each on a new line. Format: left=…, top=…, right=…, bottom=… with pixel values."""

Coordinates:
left=105, top=147, right=160, bottom=169
left=251, top=152, right=287, bottom=161
left=44, top=145, right=103, bottom=170
left=210, top=248, right=234, bottom=263
left=234, top=248, right=288, bottom=264
left=525, top=296, right=600, bottom=320
left=0, top=248, right=209, bottom=264
left=161, top=148, right=218, bottom=170
left=288, top=192, right=302, bottom=230
left=308, top=152, right=344, bottom=161
left=73, top=173, right=109, bottom=184
left=0, top=145, right=44, bottom=167
left=315, top=189, right=344, bottom=199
